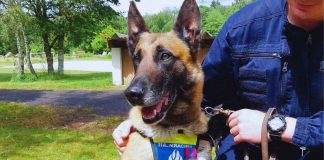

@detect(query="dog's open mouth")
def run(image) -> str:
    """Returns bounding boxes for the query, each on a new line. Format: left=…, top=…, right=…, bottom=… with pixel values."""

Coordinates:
left=141, top=92, right=173, bottom=124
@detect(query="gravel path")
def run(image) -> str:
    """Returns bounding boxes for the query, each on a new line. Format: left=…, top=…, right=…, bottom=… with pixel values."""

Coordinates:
left=0, top=89, right=130, bottom=116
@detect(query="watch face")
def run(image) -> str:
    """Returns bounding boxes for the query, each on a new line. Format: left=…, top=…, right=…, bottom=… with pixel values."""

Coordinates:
left=268, top=117, right=285, bottom=131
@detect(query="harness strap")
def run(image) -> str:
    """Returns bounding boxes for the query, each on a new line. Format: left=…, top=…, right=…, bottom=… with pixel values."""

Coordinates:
left=261, top=108, right=277, bottom=160
left=149, top=131, right=198, bottom=160
left=150, top=138, right=157, bottom=160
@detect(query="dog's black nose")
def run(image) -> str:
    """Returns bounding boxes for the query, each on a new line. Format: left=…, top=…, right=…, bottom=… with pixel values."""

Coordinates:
left=125, top=86, right=144, bottom=105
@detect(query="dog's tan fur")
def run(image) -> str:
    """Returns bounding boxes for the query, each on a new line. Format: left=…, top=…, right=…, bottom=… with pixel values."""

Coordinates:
left=122, top=0, right=209, bottom=159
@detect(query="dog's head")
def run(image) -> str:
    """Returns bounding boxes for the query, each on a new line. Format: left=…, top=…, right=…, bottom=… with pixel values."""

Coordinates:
left=125, top=0, right=202, bottom=125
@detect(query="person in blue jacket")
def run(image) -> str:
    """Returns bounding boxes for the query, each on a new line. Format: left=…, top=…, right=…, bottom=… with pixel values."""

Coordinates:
left=201, top=0, right=323, bottom=159
left=113, top=0, right=323, bottom=159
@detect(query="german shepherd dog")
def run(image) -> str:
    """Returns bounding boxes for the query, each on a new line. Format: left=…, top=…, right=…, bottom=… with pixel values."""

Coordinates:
left=122, top=0, right=210, bottom=159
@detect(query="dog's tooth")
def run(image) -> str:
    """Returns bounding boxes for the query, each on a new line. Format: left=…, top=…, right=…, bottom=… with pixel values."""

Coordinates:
left=153, top=109, right=157, bottom=116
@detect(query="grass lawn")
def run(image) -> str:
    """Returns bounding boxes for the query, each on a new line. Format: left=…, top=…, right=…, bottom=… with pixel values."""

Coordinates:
left=0, top=58, right=14, bottom=67
left=0, top=68, right=120, bottom=90
left=0, top=102, right=125, bottom=160
left=64, top=54, right=112, bottom=61
left=0, top=57, right=45, bottom=67
left=0, top=55, right=111, bottom=68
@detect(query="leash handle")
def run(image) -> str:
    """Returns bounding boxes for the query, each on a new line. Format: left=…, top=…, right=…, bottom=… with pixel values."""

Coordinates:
left=261, top=108, right=276, bottom=160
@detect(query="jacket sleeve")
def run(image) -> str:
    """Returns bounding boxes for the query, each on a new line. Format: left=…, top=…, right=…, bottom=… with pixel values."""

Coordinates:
left=201, top=22, right=238, bottom=110
left=292, top=111, right=324, bottom=149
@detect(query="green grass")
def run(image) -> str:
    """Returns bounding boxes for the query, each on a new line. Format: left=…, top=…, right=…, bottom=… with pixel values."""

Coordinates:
left=0, top=57, right=46, bottom=67
left=0, top=68, right=118, bottom=90
left=64, top=54, right=112, bottom=61
left=0, top=58, right=15, bottom=67
left=0, top=55, right=111, bottom=68
left=0, top=102, right=125, bottom=160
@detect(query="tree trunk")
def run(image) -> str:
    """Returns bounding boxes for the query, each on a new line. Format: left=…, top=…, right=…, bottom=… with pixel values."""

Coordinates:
left=15, top=31, right=24, bottom=76
left=58, top=34, right=64, bottom=75
left=23, top=29, right=37, bottom=77
left=42, top=33, right=54, bottom=74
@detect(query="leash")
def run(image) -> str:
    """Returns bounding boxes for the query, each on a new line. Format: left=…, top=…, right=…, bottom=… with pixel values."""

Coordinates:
left=201, top=104, right=234, bottom=117
left=261, top=108, right=277, bottom=160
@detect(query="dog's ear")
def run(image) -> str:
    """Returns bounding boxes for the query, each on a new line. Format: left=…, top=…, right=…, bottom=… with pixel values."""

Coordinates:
left=127, top=1, right=149, bottom=54
left=173, top=0, right=201, bottom=61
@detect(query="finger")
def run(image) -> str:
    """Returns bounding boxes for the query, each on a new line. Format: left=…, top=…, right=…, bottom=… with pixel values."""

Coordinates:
left=230, top=126, right=240, bottom=136
left=118, top=146, right=126, bottom=155
left=227, top=110, right=240, bottom=124
left=114, top=140, right=125, bottom=149
left=228, top=118, right=239, bottom=128
left=112, top=120, right=133, bottom=145
left=112, top=129, right=124, bottom=146
left=234, top=135, right=243, bottom=144
left=113, top=123, right=131, bottom=146
left=121, top=120, right=134, bottom=138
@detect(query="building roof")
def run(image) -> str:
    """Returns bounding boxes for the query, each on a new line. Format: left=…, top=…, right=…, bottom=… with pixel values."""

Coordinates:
left=108, top=32, right=215, bottom=48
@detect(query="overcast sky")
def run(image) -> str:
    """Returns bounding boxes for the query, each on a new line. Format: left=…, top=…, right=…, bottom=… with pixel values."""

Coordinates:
left=111, top=0, right=235, bottom=16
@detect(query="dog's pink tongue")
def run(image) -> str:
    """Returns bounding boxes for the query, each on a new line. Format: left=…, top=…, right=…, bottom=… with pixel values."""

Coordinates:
left=142, top=96, right=168, bottom=119
left=142, top=103, right=161, bottom=119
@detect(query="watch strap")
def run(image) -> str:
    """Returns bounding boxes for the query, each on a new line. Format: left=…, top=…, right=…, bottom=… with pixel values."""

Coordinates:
left=269, top=133, right=281, bottom=141
left=261, top=108, right=277, bottom=160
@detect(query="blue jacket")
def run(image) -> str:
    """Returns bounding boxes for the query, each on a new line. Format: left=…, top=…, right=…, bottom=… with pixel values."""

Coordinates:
left=201, top=0, right=323, bottom=159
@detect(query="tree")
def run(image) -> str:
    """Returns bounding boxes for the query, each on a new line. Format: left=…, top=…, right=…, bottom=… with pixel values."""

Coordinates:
left=0, top=0, right=120, bottom=75
left=0, top=2, right=37, bottom=77
left=211, top=0, right=221, bottom=8
left=13, top=0, right=56, bottom=74
left=1, top=5, right=24, bottom=76
left=200, top=0, right=254, bottom=35
left=91, top=25, right=117, bottom=54
left=229, top=0, right=254, bottom=14
left=23, top=27, right=37, bottom=77
left=52, top=0, right=119, bottom=75
left=202, top=8, right=226, bottom=35
left=144, top=9, right=177, bottom=33
left=0, top=12, right=17, bottom=56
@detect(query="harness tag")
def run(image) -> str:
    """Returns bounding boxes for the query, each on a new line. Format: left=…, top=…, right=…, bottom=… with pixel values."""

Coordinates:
left=152, top=133, right=197, bottom=160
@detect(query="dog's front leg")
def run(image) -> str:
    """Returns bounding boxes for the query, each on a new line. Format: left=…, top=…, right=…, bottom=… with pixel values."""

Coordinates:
left=122, top=132, right=153, bottom=160
left=197, top=139, right=212, bottom=160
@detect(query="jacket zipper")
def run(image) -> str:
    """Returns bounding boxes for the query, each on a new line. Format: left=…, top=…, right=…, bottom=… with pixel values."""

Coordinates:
left=282, top=62, right=288, bottom=72
left=280, top=61, right=288, bottom=105
left=232, top=53, right=282, bottom=59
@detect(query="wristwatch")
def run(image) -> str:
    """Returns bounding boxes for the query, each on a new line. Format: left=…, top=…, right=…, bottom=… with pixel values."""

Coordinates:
left=267, top=114, right=287, bottom=141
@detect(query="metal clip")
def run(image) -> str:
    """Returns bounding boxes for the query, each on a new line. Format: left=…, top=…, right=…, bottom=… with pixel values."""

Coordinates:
left=203, top=104, right=234, bottom=117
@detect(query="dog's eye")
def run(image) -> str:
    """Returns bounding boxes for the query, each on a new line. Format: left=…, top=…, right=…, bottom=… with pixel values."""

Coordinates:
left=157, top=47, right=173, bottom=62
left=133, top=49, right=141, bottom=61
left=134, top=54, right=140, bottom=60
left=161, top=53, right=171, bottom=61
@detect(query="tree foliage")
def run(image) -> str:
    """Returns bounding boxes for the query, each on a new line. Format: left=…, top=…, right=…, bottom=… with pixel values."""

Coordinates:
left=91, top=25, right=117, bottom=53
left=0, top=0, right=121, bottom=74
left=132, top=0, right=253, bottom=35
left=200, top=0, right=254, bottom=35
left=144, top=9, right=177, bottom=33
left=0, top=0, right=254, bottom=72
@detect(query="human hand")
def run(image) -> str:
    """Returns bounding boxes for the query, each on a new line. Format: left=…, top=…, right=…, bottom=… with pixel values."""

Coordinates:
left=112, top=119, right=134, bottom=155
left=227, top=109, right=265, bottom=144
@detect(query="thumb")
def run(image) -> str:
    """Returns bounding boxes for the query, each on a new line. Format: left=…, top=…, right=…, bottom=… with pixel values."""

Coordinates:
left=121, top=119, right=134, bottom=138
